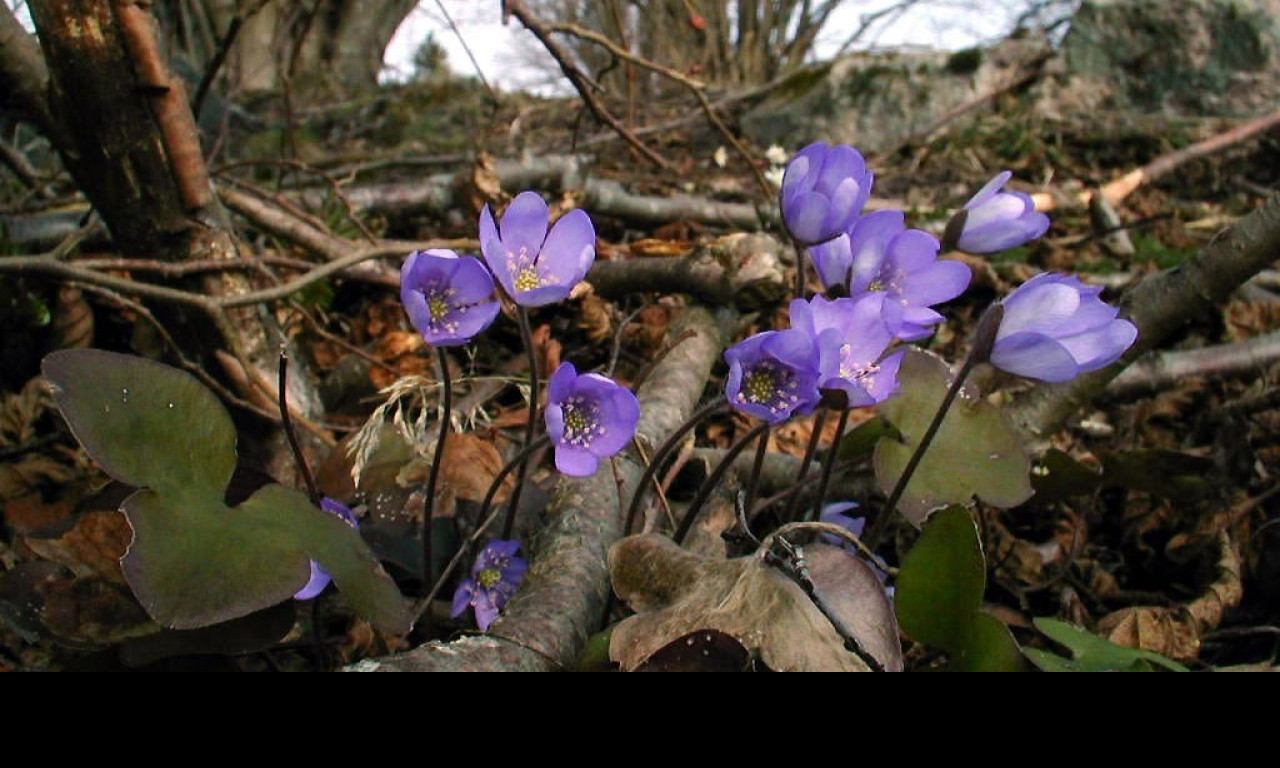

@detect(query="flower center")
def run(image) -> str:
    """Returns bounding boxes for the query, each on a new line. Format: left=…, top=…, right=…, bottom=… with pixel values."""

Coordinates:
left=477, top=568, right=502, bottom=589
left=561, top=396, right=604, bottom=447
left=738, top=361, right=800, bottom=414
left=515, top=266, right=542, bottom=292
left=838, top=344, right=879, bottom=383
left=427, top=294, right=452, bottom=321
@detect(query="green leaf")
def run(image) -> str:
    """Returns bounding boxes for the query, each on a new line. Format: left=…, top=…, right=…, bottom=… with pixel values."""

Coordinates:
left=836, top=416, right=898, bottom=461
left=43, top=350, right=411, bottom=634
left=1026, top=618, right=1188, bottom=673
left=1100, top=450, right=1215, bottom=501
left=874, top=349, right=1033, bottom=526
left=895, top=506, right=1024, bottom=672
left=44, top=349, right=236, bottom=498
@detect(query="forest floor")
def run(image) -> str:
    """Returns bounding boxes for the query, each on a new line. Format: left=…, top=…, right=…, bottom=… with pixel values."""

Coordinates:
left=2, top=74, right=1279, bottom=671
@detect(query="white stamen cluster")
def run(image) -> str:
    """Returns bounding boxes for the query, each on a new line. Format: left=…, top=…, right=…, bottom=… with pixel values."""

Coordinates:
left=737, top=361, right=801, bottom=416
left=561, top=395, right=605, bottom=448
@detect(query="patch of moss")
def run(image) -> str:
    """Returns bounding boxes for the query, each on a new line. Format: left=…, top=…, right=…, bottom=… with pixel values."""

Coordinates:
left=1133, top=231, right=1196, bottom=269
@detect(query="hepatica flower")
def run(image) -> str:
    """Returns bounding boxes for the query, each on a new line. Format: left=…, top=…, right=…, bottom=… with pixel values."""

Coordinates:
left=480, top=191, right=596, bottom=307
left=949, top=171, right=1051, bottom=254
left=725, top=329, right=821, bottom=423
left=294, top=498, right=359, bottom=601
left=544, top=362, right=641, bottom=477
left=401, top=249, right=500, bottom=346
left=451, top=539, right=528, bottom=631
left=790, top=294, right=903, bottom=407
left=990, top=272, right=1138, bottom=383
left=812, top=211, right=971, bottom=341
left=781, top=142, right=874, bottom=246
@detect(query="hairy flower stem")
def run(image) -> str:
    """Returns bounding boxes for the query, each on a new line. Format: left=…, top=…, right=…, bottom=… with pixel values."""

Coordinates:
left=624, top=396, right=727, bottom=535
left=277, top=349, right=319, bottom=506
left=413, top=435, right=552, bottom=623
left=742, top=426, right=771, bottom=527
left=869, top=353, right=981, bottom=547
left=793, top=240, right=809, bottom=299
left=503, top=308, right=541, bottom=540
left=422, top=346, right=452, bottom=595
left=783, top=408, right=828, bottom=524
left=673, top=422, right=769, bottom=545
left=810, top=404, right=852, bottom=522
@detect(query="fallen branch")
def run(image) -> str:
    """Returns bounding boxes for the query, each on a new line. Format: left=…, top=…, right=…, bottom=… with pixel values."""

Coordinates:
left=364, top=306, right=723, bottom=672
left=1010, top=194, right=1280, bottom=438
left=1106, top=331, right=1280, bottom=398
left=590, top=232, right=789, bottom=308
left=1033, top=109, right=1280, bottom=213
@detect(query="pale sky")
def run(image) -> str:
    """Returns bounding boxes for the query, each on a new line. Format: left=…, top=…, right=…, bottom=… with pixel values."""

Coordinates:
left=8, top=0, right=1048, bottom=94
left=383, top=1, right=1048, bottom=92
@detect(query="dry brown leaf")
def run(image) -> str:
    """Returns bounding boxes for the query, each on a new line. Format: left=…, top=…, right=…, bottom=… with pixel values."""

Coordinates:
left=1098, top=533, right=1242, bottom=662
left=577, top=293, right=615, bottom=344
left=399, top=433, right=511, bottom=520
left=0, top=376, right=51, bottom=446
left=50, top=285, right=94, bottom=351
left=1225, top=299, right=1280, bottom=341
left=609, top=534, right=902, bottom=672
left=629, top=239, right=696, bottom=258
left=0, top=455, right=78, bottom=502
left=22, top=509, right=131, bottom=584
left=529, top=324, right=562, bottom=384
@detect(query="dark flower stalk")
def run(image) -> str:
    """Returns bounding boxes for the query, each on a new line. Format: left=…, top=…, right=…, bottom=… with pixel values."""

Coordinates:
left=421, top=346, right=451, bottom=593
left=810, top=403, right=852, bottom=522
left=502, top=307, right=540, bottom=541
left=673, top=421, right=770, bottom=545
left=624, top=396, right=727, bottom=536
left=783, top=407, right=827, bottom=524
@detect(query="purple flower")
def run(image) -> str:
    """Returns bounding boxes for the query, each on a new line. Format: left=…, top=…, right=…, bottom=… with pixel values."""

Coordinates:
left=790, top=294, right=903, bottom=407
left=819, top=502, right=865, bottom=548
left=990, top=272, right=1138, bottom=383
left=951, top=171, right=1051, bottom=254
left=294, top=498, right=359, bottom=600
left=451, top=539, right=528, bottom=631
left=401, top=249, right=501, bottom=347
left=812, top=211, right=971, bottom=341
left=544, top=362, right=641, bottom=477
left=725, top=329, right=822, bottom=424
left=479, top=191, right=596, bottom=307
left=781, top=142, right=874, bottom=246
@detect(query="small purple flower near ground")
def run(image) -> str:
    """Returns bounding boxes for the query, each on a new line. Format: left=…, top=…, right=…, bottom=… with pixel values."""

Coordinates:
left=544, top=362, right=642, bottom=477
left=479, top=191, right=596, bottom=307
left=724, top=329, right=822, bottom=424
left=789, top=294, right=903, bottom=407
left=451, top=539, right=528, bottom=631
left=950, top=171, right=1051, bottom=254
left=819, top=502, right=865, bottom=548
left=781, top=142, right=874, bottom=246
left=294, top=498, right=359, bottom=600
left=401, top=249, right=500, bottom=346
left=990, top=272, right=1138, bottom=383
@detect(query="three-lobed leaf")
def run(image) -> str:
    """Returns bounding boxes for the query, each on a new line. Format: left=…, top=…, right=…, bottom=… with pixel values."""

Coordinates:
left=44, top=350, right=411, bottom=634
left=875, top=349, right=1033, bottom=526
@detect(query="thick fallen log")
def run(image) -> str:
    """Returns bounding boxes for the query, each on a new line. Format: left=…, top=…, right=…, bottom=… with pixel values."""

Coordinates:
left=362, top=306, right=724, bottom=672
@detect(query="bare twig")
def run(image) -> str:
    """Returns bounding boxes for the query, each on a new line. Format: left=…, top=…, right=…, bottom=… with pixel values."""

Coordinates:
left=1034, top=109, right=1280, bottom=212
left=1106, top=330, right=1280, bottom=398
left=502, top=0, right=670, bottom=170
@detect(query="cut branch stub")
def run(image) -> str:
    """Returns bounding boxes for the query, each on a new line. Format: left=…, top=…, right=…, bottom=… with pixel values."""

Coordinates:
left=43, top=350, right=410, bottom=634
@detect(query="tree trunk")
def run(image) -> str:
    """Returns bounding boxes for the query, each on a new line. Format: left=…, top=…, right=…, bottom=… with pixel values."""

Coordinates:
left=194, top=0, right=419, bottom=96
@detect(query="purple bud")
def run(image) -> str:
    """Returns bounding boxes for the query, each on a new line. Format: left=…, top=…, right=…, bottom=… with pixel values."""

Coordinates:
left=990, top=272, right=1138, bottom=382
left=951, top=171, right=1051, bottom=254
left=479, top=192, right=596, bottom=307
left=544, top=363, right=641, bottom=477
left=781, top=143, right=874, bottom=246
left=401, top=249, right=501, bottom=347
